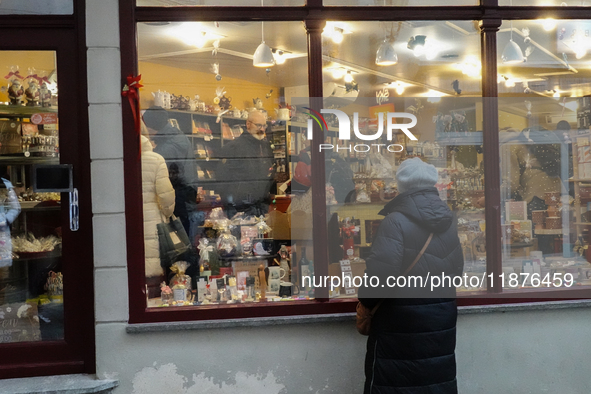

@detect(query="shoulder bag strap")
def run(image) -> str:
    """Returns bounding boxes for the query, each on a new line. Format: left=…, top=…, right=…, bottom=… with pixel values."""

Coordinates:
left=364, top=232, right=434, bottom=317
left=403, top=232, right=434, bottom=276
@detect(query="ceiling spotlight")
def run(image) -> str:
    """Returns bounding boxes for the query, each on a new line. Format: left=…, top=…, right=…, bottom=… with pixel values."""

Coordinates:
left=376, top=39, right=398, bottom=66
left=253, top=22, right=274, bottom=67
left=502, top=22, right=525, bottom=64
left=332, top=27, right=344, bottom=44
left=542, top=18, right=556, bottom=31
left=272, top=49, right=286, bottom=65
left=407, top=35, right=426, bottom=57
left=344, top=70, right=353, bottom=83
left=332, top=68, right=345, bottom=79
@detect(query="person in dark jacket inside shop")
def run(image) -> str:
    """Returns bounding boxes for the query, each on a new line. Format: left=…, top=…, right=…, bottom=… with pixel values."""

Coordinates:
left=216, top=110, right=275, bottom=216
left=358, top=157, right=464, bottom=394
left=143, top=106, right=196, bottom=188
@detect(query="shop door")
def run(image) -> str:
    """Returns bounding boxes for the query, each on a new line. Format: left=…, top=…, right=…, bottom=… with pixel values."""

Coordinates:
left=0, top=28, right=94, bottom=378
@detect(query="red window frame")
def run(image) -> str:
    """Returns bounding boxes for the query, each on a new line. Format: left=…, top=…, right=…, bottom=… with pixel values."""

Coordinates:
left=121, top=0, right=591, bottom=325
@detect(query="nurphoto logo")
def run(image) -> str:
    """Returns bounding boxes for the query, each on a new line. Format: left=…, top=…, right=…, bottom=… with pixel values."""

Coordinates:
left=303, top=107, right=418, bottom=153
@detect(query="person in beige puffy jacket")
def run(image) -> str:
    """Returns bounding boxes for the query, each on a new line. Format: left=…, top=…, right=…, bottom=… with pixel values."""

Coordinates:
left=141, top=134, right=175, bottom=279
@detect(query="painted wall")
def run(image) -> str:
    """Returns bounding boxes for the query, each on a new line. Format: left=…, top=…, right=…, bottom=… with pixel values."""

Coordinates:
left=0, top=51, right=55, bottom=103
left=138, top=61, right=280, bottom=114
left=93, top=307, right=591, bottom=394
left=86, top=2, right=591, bottom=394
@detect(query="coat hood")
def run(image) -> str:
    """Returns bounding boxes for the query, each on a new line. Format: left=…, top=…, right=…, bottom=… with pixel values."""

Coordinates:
left=379, top=187, right=453, bottom=233
left=141, top=135, right=153, bottom=153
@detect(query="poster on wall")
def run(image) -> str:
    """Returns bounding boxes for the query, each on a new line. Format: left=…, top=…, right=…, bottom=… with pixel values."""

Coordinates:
left=0, top=302, right=41, bottom=343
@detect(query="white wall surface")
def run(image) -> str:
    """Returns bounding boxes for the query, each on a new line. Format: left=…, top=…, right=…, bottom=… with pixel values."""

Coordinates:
left=93, top=307, right=591, bottom=394
left=85, top=2, right=591, bottom=394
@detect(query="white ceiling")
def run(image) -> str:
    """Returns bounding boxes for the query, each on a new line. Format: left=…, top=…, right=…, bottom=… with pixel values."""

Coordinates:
left=137, top=19, right=591, bottom=100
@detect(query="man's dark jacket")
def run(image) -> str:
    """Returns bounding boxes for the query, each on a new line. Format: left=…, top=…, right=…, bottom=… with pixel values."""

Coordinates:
left=153, top=123, right=196, bottom=187
left=358, top=187, right=464, bottom=394
left=216, top=131, right=274, bottom=208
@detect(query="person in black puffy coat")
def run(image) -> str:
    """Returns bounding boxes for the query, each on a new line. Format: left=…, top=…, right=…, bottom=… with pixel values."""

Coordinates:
left=358, top=157, right=464, bottom=394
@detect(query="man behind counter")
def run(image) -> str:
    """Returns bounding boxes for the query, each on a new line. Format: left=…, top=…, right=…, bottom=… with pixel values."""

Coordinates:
left=216, top=110, right=275, bottom=216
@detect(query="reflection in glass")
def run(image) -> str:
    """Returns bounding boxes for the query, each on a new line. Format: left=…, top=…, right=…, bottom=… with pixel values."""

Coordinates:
left=137, top=22, right=309, bottom=307
left=325, top=0, right=477, bottom=5
left=137, top=0, right=303, bottom=6
left=0, top=0, right=72, bottom=15
left=321, top=20, right=483, bottom=297
left=0, top=51, right=62, bottom=343
left=498, top=20, right=591, bottom=291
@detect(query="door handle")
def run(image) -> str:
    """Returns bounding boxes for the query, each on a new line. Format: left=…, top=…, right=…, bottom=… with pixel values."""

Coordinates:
left=69, top=188, right=79, bottom=231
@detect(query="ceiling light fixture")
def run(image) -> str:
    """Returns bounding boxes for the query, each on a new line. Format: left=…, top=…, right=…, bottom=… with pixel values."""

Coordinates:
left=344, top=71, right=353, bottom=83
left=542, top=18, right=556, bottom=31
left=502, top=22, right=525, bottom=64
left=332, top=27, right=344, bottom=44
left=407, top=35, right=426, bottom=57
left=332, top=67, right=346, bottom=79
left=272, top=49, right=286, bottom=65
left=376, top=36, right=398, bottom=66
left=253, top=21, right=274, bottom=68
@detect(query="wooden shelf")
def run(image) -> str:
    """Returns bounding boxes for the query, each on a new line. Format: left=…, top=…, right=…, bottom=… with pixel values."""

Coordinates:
left=0, top=104, right=57, bottom=116
left=534, top=229, right=564, bottom=235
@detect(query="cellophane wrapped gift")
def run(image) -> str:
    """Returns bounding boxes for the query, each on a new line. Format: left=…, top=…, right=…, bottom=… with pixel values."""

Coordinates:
left=170, top=261, right=192, bottom=302
left=215, top=219, right=238, bottom=257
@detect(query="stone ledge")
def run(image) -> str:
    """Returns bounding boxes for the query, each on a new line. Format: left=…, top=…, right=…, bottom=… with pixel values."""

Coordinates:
left=0, top=374, right=118, bottom=394
left=126, top=300, right=591, bottom=333
left=458, top=299, right=591, bottom=315
left=126, top=313, right=355, bottom=333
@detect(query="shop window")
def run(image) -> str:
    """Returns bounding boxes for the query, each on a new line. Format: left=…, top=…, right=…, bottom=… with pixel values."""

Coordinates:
left=320, top=21, right=485, bottom=298
left=499, top=0, right=591, bottom=6
left=137, top=21, right=311, bottom=308
left=0, top=51, right=63, bottom=343
left=324, top=0, right=478, bottom=6
left=0, top=0, right=73, bottom=15
left=137, top=0, right=304, bottom=6
left=498, top=20, right=591, bottom=294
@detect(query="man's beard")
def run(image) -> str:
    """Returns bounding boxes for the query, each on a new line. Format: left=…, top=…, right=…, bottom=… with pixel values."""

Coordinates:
left=253, top=132, right=266, bottom=140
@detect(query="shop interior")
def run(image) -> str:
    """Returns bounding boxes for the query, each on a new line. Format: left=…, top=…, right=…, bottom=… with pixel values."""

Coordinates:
left=0, top=51, right=62, bottom=343
left=135, top=18, right=591, bottom=307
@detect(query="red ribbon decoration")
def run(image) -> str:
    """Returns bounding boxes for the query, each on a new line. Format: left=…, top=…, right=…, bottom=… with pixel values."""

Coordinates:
left=26, top=74, right=39, bottom=81
left=4, top=70, right=23, bottom=80
left=122, top=74, right=143, bottom=160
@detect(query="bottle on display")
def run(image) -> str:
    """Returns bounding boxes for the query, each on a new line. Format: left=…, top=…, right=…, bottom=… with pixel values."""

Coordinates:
left=299, top=247, right=311, bottom=295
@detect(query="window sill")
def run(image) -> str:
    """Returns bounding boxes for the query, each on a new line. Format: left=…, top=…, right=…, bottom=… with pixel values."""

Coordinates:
left=0, top=374, right=118, bottom=394
left=126, top=312, right=355, bottom=333
left=458, top=299, right=591, bottom=315
left=125, top=299, right=591, bottom=333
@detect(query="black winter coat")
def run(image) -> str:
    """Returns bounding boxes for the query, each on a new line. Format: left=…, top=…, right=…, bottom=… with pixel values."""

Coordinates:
left=216, top=132, right=275, bottom=209
left=358, top=187, right=464, bottom=394
left=153, top=123, right=196, bottom=187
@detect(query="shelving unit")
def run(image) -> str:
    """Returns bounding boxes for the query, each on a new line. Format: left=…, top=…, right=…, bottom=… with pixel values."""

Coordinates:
left=0, top=104, right=62, bottom=308
left=165, top=109, right=290, bottom=187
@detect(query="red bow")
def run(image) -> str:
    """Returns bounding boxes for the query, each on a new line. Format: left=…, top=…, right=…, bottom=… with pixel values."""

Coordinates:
left=37, top=76, right=50, bottom=84
left=4, top=70, right=23, bottom=80
left=341, top=225, right=356, bottom=238
left=26, top=73, right=38, bottom=81
left=122, top=74, right=143, bottom=159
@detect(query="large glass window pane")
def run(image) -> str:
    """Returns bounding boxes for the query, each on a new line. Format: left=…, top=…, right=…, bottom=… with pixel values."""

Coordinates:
left=325, top=0, right=477, bottom=6
left=137, top=21, right=309, bottom=308
left=0, top=0, right=72, bottom=15
left=0, top=51, right=61, bottom=343
left=320, top=21, right=484, bottom=299
left=498, top=20, right=591, bottom=294
left=500, top=0, right=591, bottom=6
left=137, top=0, right=303, bottom=6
